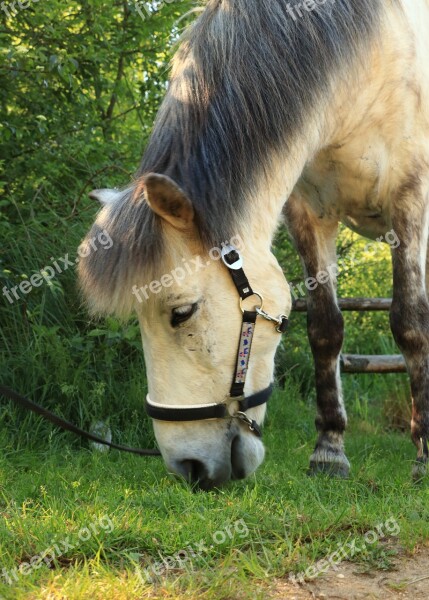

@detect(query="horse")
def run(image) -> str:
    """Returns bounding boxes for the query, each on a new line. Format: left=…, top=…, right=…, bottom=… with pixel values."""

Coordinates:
left=78, top=0, right=429, bottom=489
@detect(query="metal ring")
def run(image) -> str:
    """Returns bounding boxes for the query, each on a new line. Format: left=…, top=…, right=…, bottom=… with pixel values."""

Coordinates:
left=240, top=293, right=264, bottom=313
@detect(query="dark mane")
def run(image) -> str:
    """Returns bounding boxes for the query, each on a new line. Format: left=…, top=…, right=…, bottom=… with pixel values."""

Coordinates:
left=79, top=0, right=391, bottom=316
left=138, top=0, right=388, bottom=247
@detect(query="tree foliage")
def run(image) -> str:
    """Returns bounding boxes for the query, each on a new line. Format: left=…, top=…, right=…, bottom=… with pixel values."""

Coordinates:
left=0, top=0, right=195, bottom=226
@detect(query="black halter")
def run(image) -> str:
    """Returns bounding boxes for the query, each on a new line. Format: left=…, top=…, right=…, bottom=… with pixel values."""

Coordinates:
left=145, top=246, right=288, bottom=438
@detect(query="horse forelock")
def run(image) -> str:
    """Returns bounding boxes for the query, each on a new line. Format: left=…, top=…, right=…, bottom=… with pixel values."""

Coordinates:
left=78, top=186, right=166, bottom=317
left=78, top=177, right=214, bottom=317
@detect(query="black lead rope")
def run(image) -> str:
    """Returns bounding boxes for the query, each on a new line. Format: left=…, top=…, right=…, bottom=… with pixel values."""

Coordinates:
left=0, top=385, right=161, bottom=456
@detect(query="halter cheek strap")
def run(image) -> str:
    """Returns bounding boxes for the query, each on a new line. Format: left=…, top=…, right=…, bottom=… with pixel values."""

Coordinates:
left=145, top=246, right=289, bottom=438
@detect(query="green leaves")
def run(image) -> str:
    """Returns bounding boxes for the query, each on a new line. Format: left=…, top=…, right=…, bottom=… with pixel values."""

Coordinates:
left=0, top=0, right=195, bottom=228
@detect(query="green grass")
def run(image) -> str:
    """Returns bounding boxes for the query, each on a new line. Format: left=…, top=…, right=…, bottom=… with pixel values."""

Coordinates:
left=0, top=208, right=423, bottom=599
left=1, top=221, right=426, bottom=598
left=1, top=382, right=428, bottom=600
left=2, top=6, right=425, bottom=596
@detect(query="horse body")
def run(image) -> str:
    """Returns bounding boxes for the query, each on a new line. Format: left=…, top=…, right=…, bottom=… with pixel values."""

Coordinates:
left=299, top=0, right=429, bottom=241
left=285, top=0, right=429, bottom=478
left=79, top=0, right=429, bottom=487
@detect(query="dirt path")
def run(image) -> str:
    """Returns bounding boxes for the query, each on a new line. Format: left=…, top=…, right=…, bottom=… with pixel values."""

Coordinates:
left=269, top=547, right=429, bottom=599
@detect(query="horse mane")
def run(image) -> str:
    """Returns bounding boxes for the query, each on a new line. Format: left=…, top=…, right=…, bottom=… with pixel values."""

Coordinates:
left=79, top=0, right=391, bottom=316
left=138, top=0, right=389, bottom=245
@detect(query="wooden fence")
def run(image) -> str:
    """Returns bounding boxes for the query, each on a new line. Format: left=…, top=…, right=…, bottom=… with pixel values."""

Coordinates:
left=292, top=297, right=407, bottom=374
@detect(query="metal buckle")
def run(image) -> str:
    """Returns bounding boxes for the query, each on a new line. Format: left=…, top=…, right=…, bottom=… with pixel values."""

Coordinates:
left=221, top=245, right=243, bottom=270
left=240, top=292, right=264, bottom=313
left=235, top=411, right=256, bottom=431
left=256, top=308, right=288, bottom=333
left=234, top=411, right=262, bottom=437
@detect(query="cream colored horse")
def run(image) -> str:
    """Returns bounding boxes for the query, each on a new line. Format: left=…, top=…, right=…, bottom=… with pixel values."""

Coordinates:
left=79, top=0, right=429, bottom=488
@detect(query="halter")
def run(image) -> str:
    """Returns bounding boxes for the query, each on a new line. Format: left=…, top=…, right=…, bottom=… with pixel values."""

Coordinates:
left=145, top=246, right=288, bottom=438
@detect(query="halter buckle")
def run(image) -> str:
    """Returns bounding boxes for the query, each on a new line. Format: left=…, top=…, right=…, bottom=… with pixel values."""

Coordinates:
left=221, top=245, right=243, bottom=270
left=234, top=411, right=262, bottom=437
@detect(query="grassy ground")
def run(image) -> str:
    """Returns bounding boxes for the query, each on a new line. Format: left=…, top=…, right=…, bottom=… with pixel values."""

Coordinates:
left=3, top=5, right=426, bottom=595
left=1, top=217, right=425, bottom=598
left=1, top=379, right=428, bottom=600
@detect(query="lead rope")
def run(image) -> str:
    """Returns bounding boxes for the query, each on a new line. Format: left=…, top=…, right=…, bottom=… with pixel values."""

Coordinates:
left=0, top=385, right=161, bottom=456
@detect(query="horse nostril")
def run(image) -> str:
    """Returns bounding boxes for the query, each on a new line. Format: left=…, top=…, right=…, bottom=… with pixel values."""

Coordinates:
left=180, top=459, right=208, bottom=484
left=231, top=435, right=246, bottom=480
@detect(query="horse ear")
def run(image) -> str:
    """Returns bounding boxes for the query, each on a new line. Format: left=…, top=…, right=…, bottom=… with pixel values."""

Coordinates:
left=143, top=173, right=194, bottom=231
left=88, top=189, right=122, bottom=205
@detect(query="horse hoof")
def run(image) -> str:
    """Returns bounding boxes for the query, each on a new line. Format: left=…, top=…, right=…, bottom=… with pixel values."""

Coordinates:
left=412, top=458, right=427, bottom=483
left=307, top=460, right=350, bottom=478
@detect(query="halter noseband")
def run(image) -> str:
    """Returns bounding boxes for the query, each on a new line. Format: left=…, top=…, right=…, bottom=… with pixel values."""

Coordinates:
left=145, top=246, right=288, bottom=438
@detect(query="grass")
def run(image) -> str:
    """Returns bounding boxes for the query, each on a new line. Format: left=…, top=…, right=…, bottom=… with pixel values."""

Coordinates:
left=1, top=380, right=428, bottom=600
left=1, top=220, right=427, bottom=598
left=4, top=7, right=424, bottom=595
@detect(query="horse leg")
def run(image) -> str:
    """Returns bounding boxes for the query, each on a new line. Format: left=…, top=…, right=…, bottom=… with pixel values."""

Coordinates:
left=389, top=183, right=429, bottom=481
left=427, top=240, right=429, bottom=298
left=284, top=198, right=349, bottom=477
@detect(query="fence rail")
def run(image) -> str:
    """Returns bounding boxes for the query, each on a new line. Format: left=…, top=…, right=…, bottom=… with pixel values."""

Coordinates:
left=292, top=297, right=392, bottom=312
left=341, top=354, right=406, bottom=374
left=291, top=297, right=407, bottom=374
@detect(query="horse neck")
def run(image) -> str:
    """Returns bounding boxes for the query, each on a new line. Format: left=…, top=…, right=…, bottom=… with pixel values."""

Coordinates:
left=243, top=46, right=387, bottom=248
left=241, top=117, right=329, bottom=248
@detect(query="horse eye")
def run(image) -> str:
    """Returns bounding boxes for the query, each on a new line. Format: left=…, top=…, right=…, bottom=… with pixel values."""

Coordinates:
left=171, top=303, right=198, bottom=327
